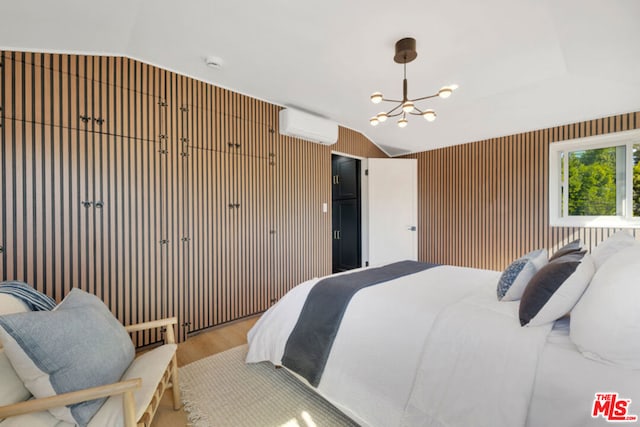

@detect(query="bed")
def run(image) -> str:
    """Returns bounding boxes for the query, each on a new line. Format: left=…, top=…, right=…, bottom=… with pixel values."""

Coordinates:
left=246, top=236, right=640, bottom=427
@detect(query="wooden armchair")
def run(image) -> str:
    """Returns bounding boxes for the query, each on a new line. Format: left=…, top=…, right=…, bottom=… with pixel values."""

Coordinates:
left=0, top=317, right=181, bottom=427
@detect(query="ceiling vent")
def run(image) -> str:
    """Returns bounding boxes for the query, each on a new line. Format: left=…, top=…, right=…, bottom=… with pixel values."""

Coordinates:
left=279, top=108, right=338, bottom=145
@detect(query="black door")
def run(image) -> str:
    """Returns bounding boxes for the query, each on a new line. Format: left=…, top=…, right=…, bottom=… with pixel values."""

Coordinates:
left=332, top=155, right=362, bottom=273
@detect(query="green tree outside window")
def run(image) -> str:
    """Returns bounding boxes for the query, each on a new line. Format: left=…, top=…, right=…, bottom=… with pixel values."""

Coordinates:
left=634, top=144, right=640, bottom=217
left=568, top=147, right=618, bottom=216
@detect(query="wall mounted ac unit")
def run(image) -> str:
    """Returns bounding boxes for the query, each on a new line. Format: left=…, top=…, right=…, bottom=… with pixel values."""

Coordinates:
left=279, top=108, right=338, bottom=145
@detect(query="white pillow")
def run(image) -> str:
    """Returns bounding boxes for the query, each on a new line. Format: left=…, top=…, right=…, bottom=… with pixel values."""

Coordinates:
left=0, top=410, right=73, bottom=426
left=590, top=230, right=637, bottom=269
left=570, top=245, right=640, bottom=368
left=0, top=295, right=32, bottom=421
left=0, top=294, right=29, bottom=316
left=0, top=349, right=31, bottom=407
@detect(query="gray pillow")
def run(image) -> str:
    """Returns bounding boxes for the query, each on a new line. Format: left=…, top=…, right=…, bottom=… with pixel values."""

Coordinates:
left=497, top=249, right=548, bottom=301
left=549, top=239, right=585, bottom=262
left=0, top=289, right=134, bottom=426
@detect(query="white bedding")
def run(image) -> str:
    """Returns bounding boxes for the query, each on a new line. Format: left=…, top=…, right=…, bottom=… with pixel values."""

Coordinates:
left=401, top=285, right=552, bottom=427
left=527, top=318, right=640, bottom=427
left=246, top=264, right=639, bottom=427
left=247, top=265, right=501, bottom=426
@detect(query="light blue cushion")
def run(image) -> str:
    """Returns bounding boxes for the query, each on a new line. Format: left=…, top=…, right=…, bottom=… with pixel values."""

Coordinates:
left=497, top=249, right=548, bottom=301
left=0, top=289, right=134, bottom=427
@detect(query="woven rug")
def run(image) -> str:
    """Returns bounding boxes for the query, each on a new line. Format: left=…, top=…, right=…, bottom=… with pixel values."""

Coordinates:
left=179, top=345, right=359, bottom=427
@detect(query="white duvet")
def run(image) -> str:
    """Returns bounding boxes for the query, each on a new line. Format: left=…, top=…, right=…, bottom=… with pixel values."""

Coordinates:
left=401, top=286, right=552, bottom=427
left=247, top=264, right=640, bottom=427
left=247, top=265, right=535, bottom=426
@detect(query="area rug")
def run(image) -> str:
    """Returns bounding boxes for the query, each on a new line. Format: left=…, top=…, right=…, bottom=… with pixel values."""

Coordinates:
left=179, top=345, right=359, bottom=427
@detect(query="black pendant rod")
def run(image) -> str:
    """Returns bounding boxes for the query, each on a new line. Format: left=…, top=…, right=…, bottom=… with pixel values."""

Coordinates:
left=402, top=62, right=408, bottom=102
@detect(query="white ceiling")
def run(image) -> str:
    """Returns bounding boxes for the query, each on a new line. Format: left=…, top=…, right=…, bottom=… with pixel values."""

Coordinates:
left=1, top=0, right=639, bottom=156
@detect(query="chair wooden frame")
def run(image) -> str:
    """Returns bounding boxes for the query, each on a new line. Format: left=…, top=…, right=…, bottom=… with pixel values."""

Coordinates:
left=0, top=317, right=181, bottom=427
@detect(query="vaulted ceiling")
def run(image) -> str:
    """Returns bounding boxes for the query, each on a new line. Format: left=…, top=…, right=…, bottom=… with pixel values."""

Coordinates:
left=1, top=0, right=639, bottom=155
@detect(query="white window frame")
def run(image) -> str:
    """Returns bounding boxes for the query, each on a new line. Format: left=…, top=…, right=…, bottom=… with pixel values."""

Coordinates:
left=549, top=129, right=640, bottom=228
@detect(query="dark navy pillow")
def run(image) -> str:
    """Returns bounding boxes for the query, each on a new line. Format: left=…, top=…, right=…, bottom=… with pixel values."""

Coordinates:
left=519, top=252, right=595, bottom=327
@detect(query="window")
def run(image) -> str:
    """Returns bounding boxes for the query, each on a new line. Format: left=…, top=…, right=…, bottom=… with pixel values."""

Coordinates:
left=550, top=129, right=640, bottom=227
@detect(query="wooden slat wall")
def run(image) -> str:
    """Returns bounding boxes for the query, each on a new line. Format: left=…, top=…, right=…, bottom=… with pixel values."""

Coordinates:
left=0, top=50, right=386, bottom=344
left=404, top=112, right=640, bottom=271
left=333, top=126, right=388, bottom=158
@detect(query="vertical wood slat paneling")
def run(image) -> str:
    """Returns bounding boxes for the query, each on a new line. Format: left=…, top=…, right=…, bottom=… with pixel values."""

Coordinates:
left=333, top=127, right=387, bottom=158
left=405, top=112, right=640, bottom=271
left=0, top=50, right=385, bottom=344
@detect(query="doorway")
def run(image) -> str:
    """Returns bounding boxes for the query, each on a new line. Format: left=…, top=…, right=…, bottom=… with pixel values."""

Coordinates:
left=332, top=154, right=362, bottom=273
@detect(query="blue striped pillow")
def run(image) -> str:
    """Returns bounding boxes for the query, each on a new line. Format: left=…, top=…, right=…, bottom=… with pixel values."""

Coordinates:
left=497, top=249, right=548, bottom=301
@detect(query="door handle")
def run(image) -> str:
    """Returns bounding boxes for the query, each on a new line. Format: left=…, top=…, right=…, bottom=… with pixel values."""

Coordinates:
left=407, top=226, right=417, bottom=231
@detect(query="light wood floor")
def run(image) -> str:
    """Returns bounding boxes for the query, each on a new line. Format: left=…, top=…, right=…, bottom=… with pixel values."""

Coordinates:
left=151, top=315, right=259, bottom=427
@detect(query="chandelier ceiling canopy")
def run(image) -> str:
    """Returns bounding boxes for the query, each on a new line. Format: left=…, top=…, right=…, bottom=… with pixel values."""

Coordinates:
left=370, top=37, right=457, bottom=128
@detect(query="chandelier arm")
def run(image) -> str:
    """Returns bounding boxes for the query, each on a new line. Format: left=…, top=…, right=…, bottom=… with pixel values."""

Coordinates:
left=411, top=105, right=424, bottom=115
left=387, top=111, right=403, bottom=118
left=409, top=111, right=424, bottom=116
left=381, top=98, right=402, bottom=103
left=386, top=103, right=402, bottom=116
left=409, top=94, right=439, bottom=102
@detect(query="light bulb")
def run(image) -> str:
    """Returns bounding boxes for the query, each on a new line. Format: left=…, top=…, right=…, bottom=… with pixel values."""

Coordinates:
left=398, top=118, right=408, bottom=128
left=422, top=109, right=436, bottom=122
left=370, top=92, right=383, bottom=104
left=377, top=112, right=388, bottom=122
left=370, top=117, right=379, bottom=126
left=438, top=87, right=453, bottom=99
left=402, top=101, right=414, bottom=113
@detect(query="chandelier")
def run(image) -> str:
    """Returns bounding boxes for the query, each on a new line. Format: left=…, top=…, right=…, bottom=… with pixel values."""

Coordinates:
left=369, top=37, right=457, bottom=128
